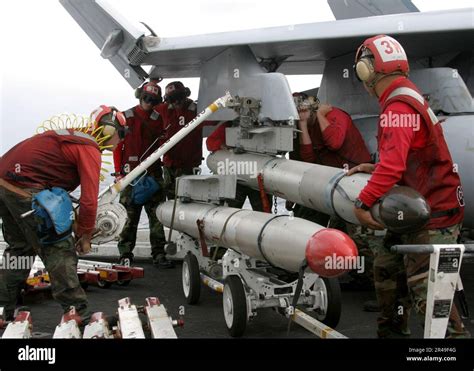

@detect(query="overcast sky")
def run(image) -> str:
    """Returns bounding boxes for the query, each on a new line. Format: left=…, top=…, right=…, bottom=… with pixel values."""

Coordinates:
left=0, top=0, right=472, bottom=154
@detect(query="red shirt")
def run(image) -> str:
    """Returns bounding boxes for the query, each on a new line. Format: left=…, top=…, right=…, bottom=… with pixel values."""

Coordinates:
left=0, top=131, right=101, bottom=235
left=113, top=105, right=163, bottom=175
left=206, top=122, right=228, bottom=152
left=297, top=108, right=372, bottom=168
left=359, top=77, right=464, bottom=229
left=62, top=143, right=100, bottom=235
left=156, top=100, right=203, bottom=169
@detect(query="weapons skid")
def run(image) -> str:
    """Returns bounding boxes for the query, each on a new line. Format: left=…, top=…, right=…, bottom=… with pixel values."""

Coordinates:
left=78, top=259, right=144, bottom=288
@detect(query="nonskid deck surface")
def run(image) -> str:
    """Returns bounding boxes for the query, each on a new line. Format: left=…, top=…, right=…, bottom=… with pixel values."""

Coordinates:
left=1, top=256, right=473, bottom=339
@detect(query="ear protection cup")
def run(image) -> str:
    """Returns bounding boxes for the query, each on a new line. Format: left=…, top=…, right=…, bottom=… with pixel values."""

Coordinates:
left=102, top=124, right=116, bottom=138
left=135, top=84, right=145, bottom=99
left=355, top=58, right=375, bottom=82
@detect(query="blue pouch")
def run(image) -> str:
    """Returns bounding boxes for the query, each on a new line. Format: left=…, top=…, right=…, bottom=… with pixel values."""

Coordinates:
left=32, top=187, right=73, bottom=244
left=131, top=176, right=160, bottom=205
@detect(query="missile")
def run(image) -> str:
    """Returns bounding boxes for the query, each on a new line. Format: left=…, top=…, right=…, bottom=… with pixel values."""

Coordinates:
left=207, top=150, right=430, bottom=234
left=157, top=201, right=357, bottom=277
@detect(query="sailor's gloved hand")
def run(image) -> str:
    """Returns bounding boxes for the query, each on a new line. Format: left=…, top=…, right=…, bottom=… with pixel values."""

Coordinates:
left=75, top=233, right=92, bottom=255
left=114, top=174, right=124, bottom=183
left=353, top=207, right=384, bottom=230
left=346, top=163, right=376, bottom=176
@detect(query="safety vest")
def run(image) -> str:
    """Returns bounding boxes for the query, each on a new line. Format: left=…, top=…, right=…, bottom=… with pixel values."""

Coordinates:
left=157, top=100, right=203, bottom=169
left=115, top=105, right=163, bottom=175
left=380, top=78, right=464, bottom=229
left=0, top=129, right=99, bottom=191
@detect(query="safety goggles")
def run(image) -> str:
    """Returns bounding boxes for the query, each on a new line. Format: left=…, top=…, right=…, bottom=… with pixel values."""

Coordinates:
left=142, top=94, right=160, bottom=105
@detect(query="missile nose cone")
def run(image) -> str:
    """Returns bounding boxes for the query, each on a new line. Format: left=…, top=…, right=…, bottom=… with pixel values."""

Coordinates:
left=305, top=228, right=358, bottom=278
left=376, top=186, right=431, bottom=234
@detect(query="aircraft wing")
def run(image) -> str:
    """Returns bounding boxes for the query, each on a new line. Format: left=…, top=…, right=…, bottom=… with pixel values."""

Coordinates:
left=142, top=8, right=473, bottom=77
left=61, top=0, right=474, bottom=85
left=327, top=0, right=419, bottom=20
left=60, top=0, right=148, bottom=87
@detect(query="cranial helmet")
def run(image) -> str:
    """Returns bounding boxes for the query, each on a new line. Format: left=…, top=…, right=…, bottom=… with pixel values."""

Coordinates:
left=354, top=35, right=409, bottom=87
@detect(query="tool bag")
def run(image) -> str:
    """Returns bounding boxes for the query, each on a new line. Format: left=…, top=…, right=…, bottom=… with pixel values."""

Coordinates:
left=131, top=175, right=160, bottom=205
left=32, top=187, right=73, bottom=245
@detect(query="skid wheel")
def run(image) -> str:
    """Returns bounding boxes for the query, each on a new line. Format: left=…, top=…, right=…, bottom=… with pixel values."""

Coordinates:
left=312, top=276, right=342, bottom=328
left=97, top=280, right=112, bottom=289
left=182, top=253, right=201, bottom=304
left=223, top=275, right=248, bottom=337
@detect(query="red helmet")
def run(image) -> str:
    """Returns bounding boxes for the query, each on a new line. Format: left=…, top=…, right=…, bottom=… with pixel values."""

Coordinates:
left=354, top=35, right=409, bottom=83
left=164, top=81, right=191, bottom=103
left=135, top=82, right=163, bottom=104
left=90, top=105, right=128, bottom=140
left=142, top=82, right=161, bottom=98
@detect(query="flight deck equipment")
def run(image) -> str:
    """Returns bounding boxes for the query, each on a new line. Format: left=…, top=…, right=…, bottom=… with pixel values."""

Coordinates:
left=1, top=311, right=33, bottom=339
left=391, top=243, right=473, bottom=338
left=0, top=298, right=182, bottom=339
left=158, top=175, right=355, bottom=337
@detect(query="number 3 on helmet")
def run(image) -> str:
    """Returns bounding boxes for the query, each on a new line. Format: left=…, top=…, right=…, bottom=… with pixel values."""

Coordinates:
left=354, top=35, right=409, bottom=83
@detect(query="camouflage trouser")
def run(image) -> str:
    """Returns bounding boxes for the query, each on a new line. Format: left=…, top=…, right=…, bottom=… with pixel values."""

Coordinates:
left=368, top=230, right=411, bottom=336
left=344, top=223, right=381, bottom=289
left=0, top=186, right=90, bottom=322
left=227, top=184, right=272, bottom=212
left=117, top=180, right=166, bottom=259
left=163, top=166, right=196, bottom=200
left=375, top=224, right=463, bottom=337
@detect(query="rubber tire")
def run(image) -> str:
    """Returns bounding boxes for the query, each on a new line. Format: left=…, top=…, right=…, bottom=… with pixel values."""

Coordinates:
left=116, top=280, right=131, bottom=287
left=182, top=253, right=201, bottom=304
left=97, top=280, right=112, bottom=289
left=223, top=275, right=248, bottom=338
left=313, top=277, right=342, bottom=328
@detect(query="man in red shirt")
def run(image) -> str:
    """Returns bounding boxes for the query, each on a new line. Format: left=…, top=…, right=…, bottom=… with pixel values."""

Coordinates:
left=0, top=106, right=125, bottom=323
left=350, top=34, right=468, bottom=337
left=290, top=93, right=373, bottom=227
left=113, top=82, right=173, bottom=269
left=294, top=93, right=372, bottom=169
left=155, top=81, right=203, bottom=199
